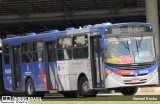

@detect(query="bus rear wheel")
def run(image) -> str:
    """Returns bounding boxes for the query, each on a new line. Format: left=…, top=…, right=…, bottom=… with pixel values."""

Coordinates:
left=120, top=87, right=138, bottom=95
left=78, top=77, right=97, bottom=97
left=26, top=78, right=35, bottom=97
left=62, top=91, right=78, bottom=98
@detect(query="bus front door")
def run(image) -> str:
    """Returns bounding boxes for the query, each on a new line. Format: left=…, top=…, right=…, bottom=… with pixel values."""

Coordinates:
left=11, top=45, right=22, bottom=91
left=45, top=41, right=58, bottom=90
left=90, top=36, right=103, bottom=88
left=0, top=52, right=3, bottom=93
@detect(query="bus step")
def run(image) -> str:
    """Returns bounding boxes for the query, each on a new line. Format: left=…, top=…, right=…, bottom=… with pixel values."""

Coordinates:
left=93, top=88, right=106, bottom=91
left=12, top=91, right=23, bottom=93
left=49, top=90, right=58, bottom=93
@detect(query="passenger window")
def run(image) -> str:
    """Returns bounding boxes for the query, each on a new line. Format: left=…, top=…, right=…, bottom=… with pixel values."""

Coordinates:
left=47, top=42, right=56, bottom=62
left=22, top=42, right=32, bottom=63
left=73, top=35, right=88, bottom=59
left=58, top=37, right=72, bottom=60
left=33, top=41, right=44, bottom=62
left=4, top=44, right=10, bottom=64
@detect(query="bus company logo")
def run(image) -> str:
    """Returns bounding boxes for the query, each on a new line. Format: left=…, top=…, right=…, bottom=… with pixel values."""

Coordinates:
left=1, top=96, right=13, bottom=103
left=130, top=71, right=137, bottom=76
left=5, top=69, right=11, bottom=74
left=1, top=96, right=28, bottom=104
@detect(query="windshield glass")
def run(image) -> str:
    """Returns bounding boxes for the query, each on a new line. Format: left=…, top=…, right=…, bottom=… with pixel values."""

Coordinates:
left=105, top=35, right=155, bottom=64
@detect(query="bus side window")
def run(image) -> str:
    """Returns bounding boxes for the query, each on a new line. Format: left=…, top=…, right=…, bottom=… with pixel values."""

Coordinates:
left=48, top=42, right=56, bottom=62
left=73, top=35, right=88, bottom=59
left=33, top=41, right=44, bottom=62
left=58, top=37, right=72, bottom=60
left=22, top=42, right=33, bottom=63
left=4, top=44, right=10, bottom=64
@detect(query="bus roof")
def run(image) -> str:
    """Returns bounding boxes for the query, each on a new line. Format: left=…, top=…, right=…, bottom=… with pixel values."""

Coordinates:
left=94, top=22, right=152, bottom=27
left=2, top=22, right=152, bottom=43
left=3, top=27, right=92, bottom=43
left=2, top=30, right=66, bottom=43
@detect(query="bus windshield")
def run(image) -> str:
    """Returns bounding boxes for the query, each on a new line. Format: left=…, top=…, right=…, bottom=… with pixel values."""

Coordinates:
left=105, top=35, right=155, bottom=64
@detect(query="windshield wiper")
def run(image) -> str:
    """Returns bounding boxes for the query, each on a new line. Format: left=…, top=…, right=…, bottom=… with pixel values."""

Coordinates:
left=116, top=35, right=131, bottom=57
left=135, top=35, right=143, bottom=55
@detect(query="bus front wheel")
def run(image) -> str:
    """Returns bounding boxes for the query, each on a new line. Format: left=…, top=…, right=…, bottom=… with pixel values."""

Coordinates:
left=78, top=77, right=97, bottom=97
left=26, top=78, right=35, bottom=96
left=120, top=87, right=138, bottom=95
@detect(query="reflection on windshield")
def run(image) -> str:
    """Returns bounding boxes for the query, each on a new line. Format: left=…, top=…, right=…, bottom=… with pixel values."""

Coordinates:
left=105, top=36, right=155, bottom=64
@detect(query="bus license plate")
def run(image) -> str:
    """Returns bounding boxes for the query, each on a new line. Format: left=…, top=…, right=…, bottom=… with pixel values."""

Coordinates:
left=131, top=78, right=140, bottom=83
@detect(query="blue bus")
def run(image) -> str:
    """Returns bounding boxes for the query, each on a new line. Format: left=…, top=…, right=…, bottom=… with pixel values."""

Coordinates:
left=1, top=22, right=158, bottom=97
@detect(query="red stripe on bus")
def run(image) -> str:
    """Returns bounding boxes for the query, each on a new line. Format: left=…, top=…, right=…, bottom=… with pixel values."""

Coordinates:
left=40, top=65, right=47, bottom=90
left=103, top=71, right=109, bottom=76
left=114, top=70, right=132, bottom=75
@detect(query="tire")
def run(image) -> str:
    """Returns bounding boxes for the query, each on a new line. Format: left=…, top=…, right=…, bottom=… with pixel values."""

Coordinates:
left=62, top=91, right=78, bottom=98
left=25, top=78, right=35, bottom=97
left=120, top=87, right=138, bottom=95
left=78, top=77, right=98, bottom=97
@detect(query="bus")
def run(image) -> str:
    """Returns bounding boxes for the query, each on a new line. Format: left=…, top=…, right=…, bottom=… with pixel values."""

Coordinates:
left=0, top=42, right=3, bottom=95
left=1, top=22, right=158, bottom=97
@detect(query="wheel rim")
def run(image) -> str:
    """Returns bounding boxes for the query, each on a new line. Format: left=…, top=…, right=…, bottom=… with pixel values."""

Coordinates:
left=28, top=82, right=34, bottom=95
left=127, top=88, right=131, bottom=92
left=82, top=81, right=90, bottom=93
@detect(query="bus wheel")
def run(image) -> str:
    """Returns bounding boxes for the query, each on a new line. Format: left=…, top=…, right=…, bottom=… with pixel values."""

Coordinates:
left=62, top=91, right=78, bottom=98
left=78, top=77, right=97, bottom=97
left=120, top=87, right=138, bottom=95
left=26, top=78, right=35, bottom=96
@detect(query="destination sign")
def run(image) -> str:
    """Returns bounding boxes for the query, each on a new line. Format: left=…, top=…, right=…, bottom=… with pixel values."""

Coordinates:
left=105, top=25, right=153, bottom=34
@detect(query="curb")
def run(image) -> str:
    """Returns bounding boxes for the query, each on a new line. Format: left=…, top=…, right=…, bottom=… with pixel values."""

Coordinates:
left=138, top=86, right=160, bottom=92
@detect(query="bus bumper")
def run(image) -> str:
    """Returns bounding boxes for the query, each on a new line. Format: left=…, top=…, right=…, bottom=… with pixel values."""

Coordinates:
left=104, top=71, right=159, bottom=89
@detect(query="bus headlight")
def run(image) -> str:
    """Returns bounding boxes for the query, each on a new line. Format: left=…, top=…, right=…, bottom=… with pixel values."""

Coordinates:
left=153, top=69, right=157, bottom=74
left=108, top=70, right=113, bottom=75
left=115, top=74, right=121, bottom=79
left=107, top=70, right=121, bottom=79
left=148, top=69, right=157, bottom=76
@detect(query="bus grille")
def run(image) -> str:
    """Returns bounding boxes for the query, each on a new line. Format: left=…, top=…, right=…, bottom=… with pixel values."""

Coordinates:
left=107, top=61, right=156, bottom=70
left=124, top=79, right=147, bottom=84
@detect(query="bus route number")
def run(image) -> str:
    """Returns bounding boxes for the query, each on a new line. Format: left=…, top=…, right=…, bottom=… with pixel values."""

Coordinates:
left=139, top=70, right=148, bottom=74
